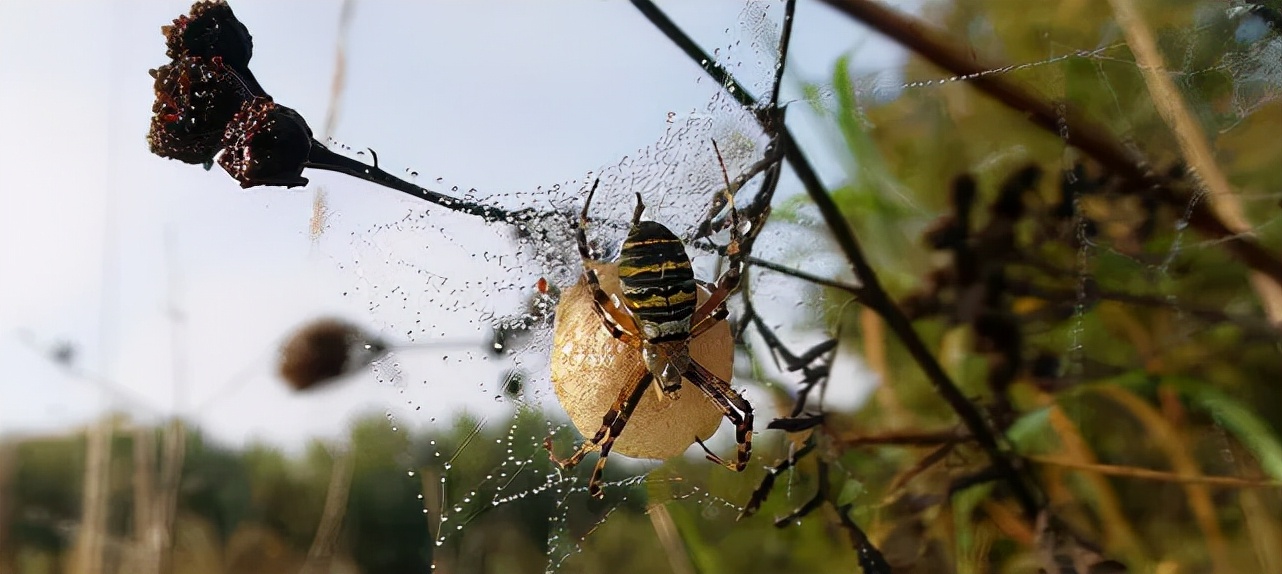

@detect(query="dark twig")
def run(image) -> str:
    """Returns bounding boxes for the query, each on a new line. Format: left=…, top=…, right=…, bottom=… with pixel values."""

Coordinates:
left=835, top=504, right=894, bottom=574
left=739, top=441, right=817, bottom=520
left=768, top=0, right=797, bottom=108
left=949, top=466, right=1006, bottom=496
left=773, top=458, right=830, bottom=527
left=836, top=429, right=970, bottom=448
left=629, top=0, right=756, bottom=113
left=778, top=136, right=1043, bottom=515
left=887, top=441, right=958, bottom=495
left=747, top=256, right=861, bottom=294
left=632, top=0, right=1043, bottom=520
left=742, top=297, right=839, bottom=417
left=767, top=414, right=825, bottom=432
left=305, top=143, right=538, bottom=225
left=815, top=0, right=1282, bottom=289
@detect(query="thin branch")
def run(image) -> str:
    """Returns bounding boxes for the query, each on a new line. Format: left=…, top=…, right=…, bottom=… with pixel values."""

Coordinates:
left=1030, top=455, right=1282, bottom=489
left=835, top=503, right=894, bottom=574
left=768, top=0, right=797, bottom=108
left=949, top=466, right=1005, bottom=495
left=305, top=143, right=540, bottom=225
left=741, top=296, right=839, bottom=417
left=747, top=256, right=861, bottom=294
left=787, top=77, right=1044, bottom=522
left=767, top=414, right=825, bottom=432
left=630, top=0, right=757, bottom=114
left=773, top=458, right=830, bottom=527
left=632, top=0, right=1043, bottom=520
left=739, top=441, right=817, bottom=520
left=835, top=429, right=970, bottom=448
left=886, top=441, right=959, bottom=495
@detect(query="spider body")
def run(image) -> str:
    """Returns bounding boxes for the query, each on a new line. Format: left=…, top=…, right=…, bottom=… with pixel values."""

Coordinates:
left=617, top=220, right=697, bottom=394
left=546, top=180, right=754, bottom=498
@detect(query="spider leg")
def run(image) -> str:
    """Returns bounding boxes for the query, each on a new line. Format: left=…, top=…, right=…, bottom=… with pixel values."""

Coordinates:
left=583, top=268, right=643, bottom=346
left=684, top=359, right=753, bottom=472
left=544, top=373, right=654, bottom=498
left=689, top=258, right=742, bottom=339
left=577, top=180, right=643, bottom=347
left=689, top=146, right=747, bottom=338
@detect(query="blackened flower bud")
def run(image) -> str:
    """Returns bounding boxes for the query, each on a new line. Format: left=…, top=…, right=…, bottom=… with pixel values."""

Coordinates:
left=219, top=98, right=314, bottom=188
left=278, top=318, right=387, bottom=391
left=164, top=0, right=253, bottom=71
left=147, top=57, right=253, bottom=164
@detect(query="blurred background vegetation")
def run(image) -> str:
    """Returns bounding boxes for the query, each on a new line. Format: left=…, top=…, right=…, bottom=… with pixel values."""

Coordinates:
left=6, top=0, right=1282, bottom=572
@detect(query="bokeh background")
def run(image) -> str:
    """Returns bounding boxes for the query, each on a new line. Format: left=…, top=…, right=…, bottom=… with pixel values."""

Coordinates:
left=4, top=0, right=1282, bottom=573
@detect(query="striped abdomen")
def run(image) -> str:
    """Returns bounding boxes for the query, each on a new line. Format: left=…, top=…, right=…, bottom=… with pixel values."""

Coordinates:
left=618, top=221, right=696, bottom=343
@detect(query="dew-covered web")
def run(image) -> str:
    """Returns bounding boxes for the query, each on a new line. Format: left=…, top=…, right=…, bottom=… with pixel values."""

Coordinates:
left=313, top=1, right=1282, bottom=571
left=304, top=5, right=807, bottom=569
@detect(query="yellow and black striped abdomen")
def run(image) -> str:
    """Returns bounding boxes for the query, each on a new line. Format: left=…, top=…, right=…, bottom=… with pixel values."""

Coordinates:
left=618, top=221, right=696, bottom=343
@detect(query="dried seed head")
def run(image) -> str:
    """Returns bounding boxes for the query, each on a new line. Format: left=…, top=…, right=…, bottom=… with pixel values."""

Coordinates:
left=164, top=0, right=253, bottom=70
left=147, top=57, right=252, bottom=164
left=219, top=98, right=313, bottom=188
left=278, top=318, right=387, bottom=391
left=549, top=262, right=732, bottom=460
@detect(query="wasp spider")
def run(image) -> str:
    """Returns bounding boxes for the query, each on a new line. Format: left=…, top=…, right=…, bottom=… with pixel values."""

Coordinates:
left=545, top=181, right=753, bottom=498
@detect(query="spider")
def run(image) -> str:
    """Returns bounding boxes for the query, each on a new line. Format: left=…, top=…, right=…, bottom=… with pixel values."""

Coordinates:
left=545, top=178, right=755, bottom=498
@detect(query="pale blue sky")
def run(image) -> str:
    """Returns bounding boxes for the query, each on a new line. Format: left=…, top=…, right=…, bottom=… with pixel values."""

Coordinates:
left=0, top=0, right=913, bottom=449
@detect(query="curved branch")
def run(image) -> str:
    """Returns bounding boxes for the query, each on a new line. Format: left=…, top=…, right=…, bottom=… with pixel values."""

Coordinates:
left=814, top=0, right=1282, bottom=290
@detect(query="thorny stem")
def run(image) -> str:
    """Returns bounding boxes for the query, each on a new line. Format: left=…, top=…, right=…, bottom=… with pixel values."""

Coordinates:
left=835, top=504, right=894, bottom=574
left=773, top=458, right=829, bottom=527
left=739, top=441, right=817, bottom=520
left=815, top=0, right=1282, bottom=290
left=632, top=0, right=1045, bottom=521
left=305, top=141, right=539, bottom=225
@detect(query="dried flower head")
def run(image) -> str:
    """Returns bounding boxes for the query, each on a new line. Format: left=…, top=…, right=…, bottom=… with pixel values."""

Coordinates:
left=164, top=0, right=254, bottom=70
left=147, top=57, right=253, bottom=164
left=219, top=98, right=314, bottom=188
left=278, top=318, right=387, bottom=391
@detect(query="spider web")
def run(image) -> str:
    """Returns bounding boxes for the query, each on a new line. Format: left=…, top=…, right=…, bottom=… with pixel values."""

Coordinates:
left=312, top=1, right=1282, bottom=572
left=306, top=4, right=833, bottom=569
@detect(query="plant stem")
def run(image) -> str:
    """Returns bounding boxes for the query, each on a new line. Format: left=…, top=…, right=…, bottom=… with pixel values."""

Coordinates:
left=306, top=141, right=538, bottom=225
left=631, top=0, right=1044, bottom=520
